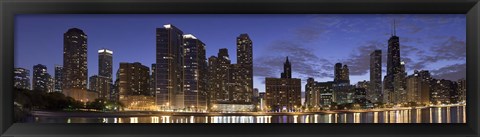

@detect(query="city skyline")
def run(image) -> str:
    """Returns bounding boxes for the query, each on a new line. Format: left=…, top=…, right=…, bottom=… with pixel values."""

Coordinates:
left=15, top=14, right=466, bottom=93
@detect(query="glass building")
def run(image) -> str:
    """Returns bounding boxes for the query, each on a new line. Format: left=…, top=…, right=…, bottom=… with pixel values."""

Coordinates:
left=156, top=24, right=184, bottom=109
left=62, top=28, right=89, bottom=101
left=32, top=64, right=48, bottom=92
left=14, top=68, right=30, bottom=90
left=183, top=34, right=208, bottom=111
left=369, top=50, right=382, bottom=103
left=54, top=65, right=63, bottom=92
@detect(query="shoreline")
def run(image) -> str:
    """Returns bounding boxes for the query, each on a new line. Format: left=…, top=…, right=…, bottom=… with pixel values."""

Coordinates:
left=30, top=105, right=465, bottom=117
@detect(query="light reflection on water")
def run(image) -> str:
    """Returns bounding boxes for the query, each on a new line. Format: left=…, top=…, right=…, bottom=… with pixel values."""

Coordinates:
left=31, top=106, right=466, bottom=123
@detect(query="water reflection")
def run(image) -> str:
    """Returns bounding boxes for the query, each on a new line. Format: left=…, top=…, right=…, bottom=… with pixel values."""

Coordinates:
left=31, top=106, right=466, bottom=123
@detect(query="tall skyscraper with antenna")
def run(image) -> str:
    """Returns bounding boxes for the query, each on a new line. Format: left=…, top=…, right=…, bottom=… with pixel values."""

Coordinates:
left=383, top=20, right=407, bottom=104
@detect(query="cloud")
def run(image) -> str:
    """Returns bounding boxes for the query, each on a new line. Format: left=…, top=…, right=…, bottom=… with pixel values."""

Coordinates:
left=430, top=63, right=466, bottom=81
left=253, top=40, right=333, bottom=79
left=400, top=44, right=427, bottom=71
left=399, top=36, right=465, bottom=72
left=340, top=36, right=465, bottom=77
left=420, top=36, right=466, bottom=63
left=397, top=36, right=466, bottom=72
left=295, top=26, right=326, bottom=42
left=342, top=40, right=386, bottom=76
left=401, top=37, right=424, bottom=44
left=253, top=56, right=283, bottom=78
left=255, top=15, right=465, bottom=83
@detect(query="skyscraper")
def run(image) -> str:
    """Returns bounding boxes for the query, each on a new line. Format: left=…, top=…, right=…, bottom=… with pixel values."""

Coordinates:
left=208, top=49, right=231, bottom=104
left=334, top=63, right=342, bottom=82
left=457, top=78, right=466, bottom=102
left=14, top=68, right=30, bottom=90
left=305, top=76, right=336, bottom=109
left=383, top=21, right=406, bottom=104
left=430, top=79, right=454, bottom=104
left=369, top=50, right=382, bottom=103
left=150, top=64, right=156, bottom=97
left=118, top=62, right=150, bottom=96
left=54, top=65, right=63, bottom=92
left=234, top=34, right=254, bottom=103
left=237, top=34, right=253, bottom=65
left=397, top=61, right=407, bottom=103
left=98, top=48, right=113, bottom=78
left=183, top=34, right=208, bottom=111
left=46, top=73, right=55, bottom=93
left=207, top=56, right=219, bottom=107
left=118, top=62, right=153, bottom=110
left=281, top=57, right=291, bottom=79
left=265, top=57, right=301, bottom=112
left=62, top=28, right=89, bottom=101
left=96, top=48, right=113, bottom=99
left=32, top=64, right=49, bottom=92
left=156, top=24, right=184, bottom=109
left=406, top=70, right=431, bottom=105
left=334, top=63, right=350, bottom=83
left=89, top=75, right=110, bottom=99
left=333, top=63, right=352, bottom=105
left=333, top=81, right=354, bottom=105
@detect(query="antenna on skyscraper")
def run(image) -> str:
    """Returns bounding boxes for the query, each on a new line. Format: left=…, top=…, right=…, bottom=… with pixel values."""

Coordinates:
left=391, top=19, right=394, bottom=36
left=393, top=19, right=397, bottom=36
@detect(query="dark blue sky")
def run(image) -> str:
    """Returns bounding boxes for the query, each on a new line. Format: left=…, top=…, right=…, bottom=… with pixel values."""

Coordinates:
left=15, top=14, right=466, bottom=92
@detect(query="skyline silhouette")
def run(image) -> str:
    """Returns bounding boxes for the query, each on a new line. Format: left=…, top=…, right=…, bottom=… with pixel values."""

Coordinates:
left=15, top=14, right=466, bottom=92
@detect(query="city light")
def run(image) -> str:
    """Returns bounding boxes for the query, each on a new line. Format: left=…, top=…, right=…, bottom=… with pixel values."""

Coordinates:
left=14, top=16, right=466, bottom=124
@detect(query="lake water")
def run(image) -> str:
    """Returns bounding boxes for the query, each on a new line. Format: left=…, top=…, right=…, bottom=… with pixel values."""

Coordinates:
left=27, top=106, right=466, bottom=123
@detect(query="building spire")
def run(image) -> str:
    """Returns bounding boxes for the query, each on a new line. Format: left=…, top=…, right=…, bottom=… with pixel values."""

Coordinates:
left=393, top=19, right=396, bottom=36
left=286, top=56, right=289, bottom=63
left=391, top=20, right=394, bottom=36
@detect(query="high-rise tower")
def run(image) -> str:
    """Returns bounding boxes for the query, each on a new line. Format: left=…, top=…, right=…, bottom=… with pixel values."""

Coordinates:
left=281, top=57, right=292, bottom=79
left=98, top=49, right=113, bottom=79
left=369, top=50, right=382, bottom=103
left=183, top=34, right=208, bottom=111
left=54, top=65, right=63, bottom=92
left=383, top=20, right=406, bottom=104
left=156, top=24, right=184, bottom=109
left=96, top=48, right=113, bottom=99
left=234, top=34, right=254, bottom=103
left=62, top=28, right=88, bottom=101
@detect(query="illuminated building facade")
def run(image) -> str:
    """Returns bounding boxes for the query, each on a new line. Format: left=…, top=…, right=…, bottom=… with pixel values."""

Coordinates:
left=98, top=49, right=113, bottom=78
left=183, top=34, right=208, bottom=111
left=430, top=79, right=455, bottom=104
left=14, top=68, right=30, bottom=90
left=150, top=64, right=156, bottom=97
left=89, top=75, right=111, bottom=99
left=457, top=78, right=466, bottom=102
left=265, top=57, right=301, bottom=112
left=383, top=21, right=407, bottom=105
left=334, top=63, right=350, bottom=84
left=98, top=48, right=113, bottom=99
left=305, top=77, right=335, bottom=109
left=333, top=81, right=354, bottom=105
left=54, top=65, right=63, bottom=92
left=32, top=64, right=49, bottom=92
left=208, top=49, right=231, bottom=104
left=118, top=62, right=152, bottom=110
left=406, top=70, right=432, bottom=105
left=62, top=28, right=89, bottom=102
left=369, top=50, right=382, bottom=103
left=156, top=24, right=185, bottom=109
left=233, top=34, right=254, bottom=103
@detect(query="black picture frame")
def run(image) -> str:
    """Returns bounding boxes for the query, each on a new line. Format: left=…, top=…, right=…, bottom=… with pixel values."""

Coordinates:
left=1, top=0, right=479, bottom=137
